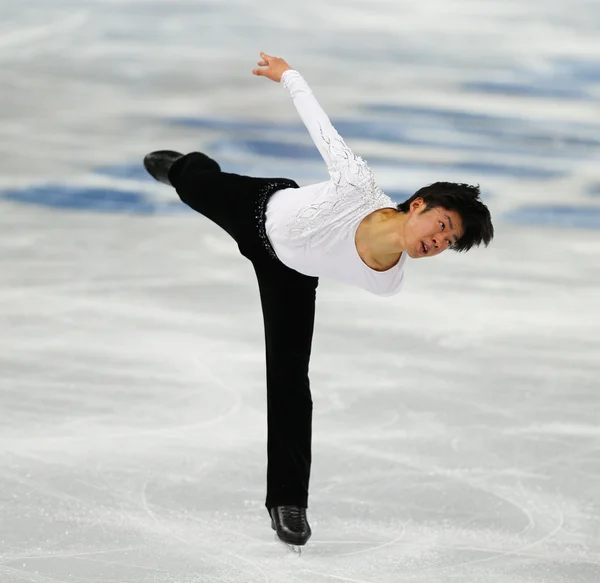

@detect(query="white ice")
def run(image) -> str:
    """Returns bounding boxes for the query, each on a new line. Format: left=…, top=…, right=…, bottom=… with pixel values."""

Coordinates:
left=1, top=1, right=599, bottom=582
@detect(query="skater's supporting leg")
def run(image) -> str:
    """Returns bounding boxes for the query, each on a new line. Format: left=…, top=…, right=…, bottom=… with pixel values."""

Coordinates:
left=252, top=256, right=319, bottom=510
left=144, top=150, right=313, bottom=539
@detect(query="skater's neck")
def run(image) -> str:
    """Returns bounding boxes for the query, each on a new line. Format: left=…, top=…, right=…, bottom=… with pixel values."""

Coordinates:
left=355, top=209, right=407, bottom=271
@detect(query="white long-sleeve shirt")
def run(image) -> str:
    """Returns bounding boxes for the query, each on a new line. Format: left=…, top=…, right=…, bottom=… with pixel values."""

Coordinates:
left=264, top=70, right=407, bottom=297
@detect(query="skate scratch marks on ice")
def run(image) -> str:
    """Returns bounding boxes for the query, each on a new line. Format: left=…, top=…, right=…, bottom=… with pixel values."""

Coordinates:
left=298, top=569, right=376, bottom=583
left=322, top=522, right=407, bottom=559
left=0, top=545, right=144, bottom=567
left=406, top=504, right=565, bottom=577
left=0, top=564, right=70, bottom=583
left=140, top=481, right=271, bottom=583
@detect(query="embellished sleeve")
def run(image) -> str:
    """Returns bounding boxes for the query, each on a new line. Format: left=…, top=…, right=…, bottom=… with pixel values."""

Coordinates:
left=281, top=70, right=377, bottom=189
left=280, top=70, right=395, bottom=250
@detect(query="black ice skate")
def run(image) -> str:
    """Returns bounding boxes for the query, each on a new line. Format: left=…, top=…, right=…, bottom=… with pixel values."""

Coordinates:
left=143, top=150, right=184, bottom=186
left=143, top=150, right=221, bottom=186
left=269, top=506, right=312, bottom=546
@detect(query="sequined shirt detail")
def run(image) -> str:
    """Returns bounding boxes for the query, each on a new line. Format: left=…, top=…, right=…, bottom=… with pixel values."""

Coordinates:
left=264, top=70, right=407, bottom=297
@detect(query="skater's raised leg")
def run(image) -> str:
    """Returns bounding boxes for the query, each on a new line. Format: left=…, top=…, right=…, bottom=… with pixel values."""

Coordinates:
left=143, top=150, right=186, bottom=185
left=148, top=151, right=296, bottom=255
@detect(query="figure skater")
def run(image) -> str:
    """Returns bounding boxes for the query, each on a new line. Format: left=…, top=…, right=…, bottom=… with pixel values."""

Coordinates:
left=143, top=52, right=494, bottom=547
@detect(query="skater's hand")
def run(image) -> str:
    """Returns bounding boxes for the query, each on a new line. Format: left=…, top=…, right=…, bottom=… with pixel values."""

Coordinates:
left=252, top=52, right=292, bottom=83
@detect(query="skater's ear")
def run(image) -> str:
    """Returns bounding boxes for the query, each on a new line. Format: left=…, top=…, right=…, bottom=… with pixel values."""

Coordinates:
left=409, top=197, right=426, bottom=213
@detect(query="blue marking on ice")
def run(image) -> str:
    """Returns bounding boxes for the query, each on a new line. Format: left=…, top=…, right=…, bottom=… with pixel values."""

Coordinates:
left=556, top=58, right=600, bottom=83
left=463, top=81, right=589, bottom=100
left=505, top=205, right=600, bottom=229
left=217, top=138, right=563, bottom=180
left=450, top=161, right=558, bottom=180
left=170, top=114, right=598, bottom=162
left=171, top=117, right=285, bottom=132
left=96, top=163, right=150, bottom=181
left=1, top=184, right=186, bottom=214
left=461, top=58, right=600, bottom=100
left=359, top=105, right=600, bottom=139
left=587, top=184, right=600, bottom=197
left=235, top=139, right=321, bottom=161
left=364, top=104, right=526, bottom=125
left=360, top=105, right=600, bottom=146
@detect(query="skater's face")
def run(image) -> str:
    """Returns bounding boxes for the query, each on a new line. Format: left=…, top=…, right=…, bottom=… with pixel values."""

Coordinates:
left=403, top=198, right=463, bottom=259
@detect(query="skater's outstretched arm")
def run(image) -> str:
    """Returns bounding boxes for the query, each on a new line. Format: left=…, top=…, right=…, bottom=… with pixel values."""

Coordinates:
left=253, top=52, right=373, bottom=187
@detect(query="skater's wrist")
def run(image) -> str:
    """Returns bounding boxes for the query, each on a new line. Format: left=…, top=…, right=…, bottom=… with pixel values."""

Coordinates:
left=280, top=68, right=296, bottom=83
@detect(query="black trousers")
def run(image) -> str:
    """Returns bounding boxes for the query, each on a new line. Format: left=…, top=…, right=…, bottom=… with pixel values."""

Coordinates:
left=169, top=152, right=318, bottom=509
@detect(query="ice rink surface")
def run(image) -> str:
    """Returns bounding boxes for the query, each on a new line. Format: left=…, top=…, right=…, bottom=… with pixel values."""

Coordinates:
left=1, top=1, right=600, bottom=581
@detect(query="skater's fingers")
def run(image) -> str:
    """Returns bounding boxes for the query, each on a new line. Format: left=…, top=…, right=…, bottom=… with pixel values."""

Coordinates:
left=252, top=66, right=274, bottom=78
left=253, top=52, right=291, bottom=81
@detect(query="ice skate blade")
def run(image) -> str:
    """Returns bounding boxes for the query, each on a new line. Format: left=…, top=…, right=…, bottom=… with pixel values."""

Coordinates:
left=274, top=534, right=302, bottom=555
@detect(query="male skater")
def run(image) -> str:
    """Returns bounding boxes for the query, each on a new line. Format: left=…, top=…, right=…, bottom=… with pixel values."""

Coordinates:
left=143, top=52, right=494, bottom=547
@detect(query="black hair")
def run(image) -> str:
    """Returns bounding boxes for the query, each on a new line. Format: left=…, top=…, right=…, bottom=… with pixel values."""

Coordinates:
left=397, top=182, right=494, bottom=252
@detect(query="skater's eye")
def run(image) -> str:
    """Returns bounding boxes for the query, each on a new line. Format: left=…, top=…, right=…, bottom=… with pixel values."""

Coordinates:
left=439, top=221, right=445, bottom=231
